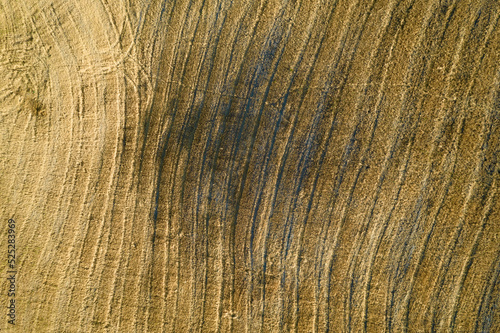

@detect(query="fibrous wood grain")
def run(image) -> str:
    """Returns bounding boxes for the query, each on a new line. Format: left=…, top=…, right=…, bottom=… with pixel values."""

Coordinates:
left=1, top=0, right=499, bottom=332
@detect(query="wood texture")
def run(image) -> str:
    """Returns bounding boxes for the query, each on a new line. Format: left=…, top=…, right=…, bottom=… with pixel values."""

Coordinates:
left=1, top=0, right=499, bottom=331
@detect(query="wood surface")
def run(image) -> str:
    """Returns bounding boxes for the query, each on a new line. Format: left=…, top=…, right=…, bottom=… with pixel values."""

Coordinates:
left=1, top=0, right=499, bottom=331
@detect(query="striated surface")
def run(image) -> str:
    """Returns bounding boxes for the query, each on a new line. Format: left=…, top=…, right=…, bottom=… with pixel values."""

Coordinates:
left=1, top=0, right=499, bottom=332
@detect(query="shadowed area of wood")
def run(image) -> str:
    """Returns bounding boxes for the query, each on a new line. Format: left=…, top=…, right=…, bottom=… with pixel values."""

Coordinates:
left=1, top=0, right=499, bottom=332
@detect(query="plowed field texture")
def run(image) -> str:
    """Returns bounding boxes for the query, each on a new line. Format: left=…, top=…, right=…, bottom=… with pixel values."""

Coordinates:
left=1, top=0, right=499, bottom=332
